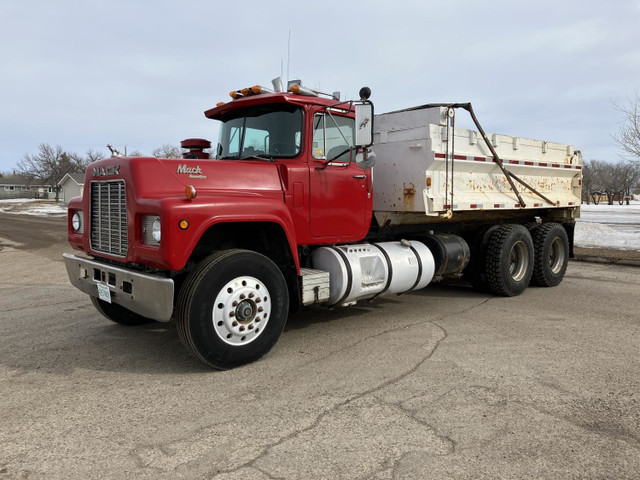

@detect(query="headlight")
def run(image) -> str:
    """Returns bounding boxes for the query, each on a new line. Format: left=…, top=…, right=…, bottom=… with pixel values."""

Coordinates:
left=71, top=211, right=83, bottom=234
left=152, top=217, right=161, bottom=243
left=142, top=215, right=161, bottom=245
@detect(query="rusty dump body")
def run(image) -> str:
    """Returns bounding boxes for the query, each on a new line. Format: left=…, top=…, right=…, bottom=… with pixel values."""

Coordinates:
left=371, top=107, right=582, bottom=227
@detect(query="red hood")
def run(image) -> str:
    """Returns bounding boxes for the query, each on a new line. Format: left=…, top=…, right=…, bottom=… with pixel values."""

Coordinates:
left=86, top=156, right=284, bottom=201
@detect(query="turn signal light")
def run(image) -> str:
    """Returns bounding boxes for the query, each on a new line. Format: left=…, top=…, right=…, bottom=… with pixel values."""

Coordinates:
left=185, top=185, right=197, bottom=200
left=179, top=219, right=190, bottom=230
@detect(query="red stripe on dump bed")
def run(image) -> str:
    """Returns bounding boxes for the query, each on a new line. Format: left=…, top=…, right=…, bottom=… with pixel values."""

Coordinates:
left=432, top=153, right=582, bottom=170
left=494, top=204, right=501, bottom=208
left=470, top=204, right=479, bottom=209
left=515, top=204, right=521, bottom=208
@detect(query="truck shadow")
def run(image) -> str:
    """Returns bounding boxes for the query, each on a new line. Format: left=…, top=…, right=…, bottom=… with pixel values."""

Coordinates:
left=2, top=283, right=489, bottom=377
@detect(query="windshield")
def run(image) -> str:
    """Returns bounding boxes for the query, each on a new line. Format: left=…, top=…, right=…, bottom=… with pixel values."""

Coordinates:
left=216, top=104, right=303, bottom=160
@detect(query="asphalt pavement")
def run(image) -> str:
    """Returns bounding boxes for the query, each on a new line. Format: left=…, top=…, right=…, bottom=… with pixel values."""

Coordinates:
left=1, top=213, right=639, bottom=479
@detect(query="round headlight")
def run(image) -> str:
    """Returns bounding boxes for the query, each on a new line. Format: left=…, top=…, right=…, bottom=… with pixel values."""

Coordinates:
left=152, top=218, right=161, bottom=243
left=72, top=212, right=82, bottom=232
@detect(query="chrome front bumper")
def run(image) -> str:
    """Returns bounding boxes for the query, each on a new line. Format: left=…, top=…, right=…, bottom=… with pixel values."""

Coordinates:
left=63, top=253, right=174, bottom=322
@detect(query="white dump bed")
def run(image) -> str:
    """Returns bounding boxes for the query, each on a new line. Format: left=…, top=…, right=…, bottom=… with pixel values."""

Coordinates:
left=372, top=107, right=582, bottom=225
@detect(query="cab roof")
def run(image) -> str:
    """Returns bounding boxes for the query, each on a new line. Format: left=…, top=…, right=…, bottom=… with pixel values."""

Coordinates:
left=204, top=92, right=354, bottom=120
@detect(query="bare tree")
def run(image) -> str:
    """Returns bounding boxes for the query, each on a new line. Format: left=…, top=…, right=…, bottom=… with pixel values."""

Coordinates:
left=618, top=159, right=640, bottom=204
left=581, top=159, right=596, bottom=204
left=614, top=93, right=640, bottom=160
left=152, top=144, right=181, bottom=159
left=17, top=144, right=68, bottom=201
left=85, top=148, right=107, bottom=165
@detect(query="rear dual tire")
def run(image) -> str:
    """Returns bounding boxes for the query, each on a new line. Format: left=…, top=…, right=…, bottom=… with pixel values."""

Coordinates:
left=467, top=222, right=569, bottom=296
left=530, top=223, right=569, bottom=287
left=485, top=224, right=534, bottom=297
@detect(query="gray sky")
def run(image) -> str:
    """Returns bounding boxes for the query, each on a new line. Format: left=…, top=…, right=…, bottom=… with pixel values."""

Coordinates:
left=1, top=0, right=639, bottom=172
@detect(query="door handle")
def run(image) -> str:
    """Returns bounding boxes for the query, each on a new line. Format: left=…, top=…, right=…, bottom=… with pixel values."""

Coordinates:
left=352, top=174, right=366, bottom=179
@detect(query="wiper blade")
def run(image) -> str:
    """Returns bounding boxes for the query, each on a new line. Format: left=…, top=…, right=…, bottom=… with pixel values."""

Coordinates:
left=239, top=155, right=274, bottom=162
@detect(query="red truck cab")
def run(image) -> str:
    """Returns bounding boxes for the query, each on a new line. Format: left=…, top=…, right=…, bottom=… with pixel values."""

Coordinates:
left=64, top=83, right=376, bottom=369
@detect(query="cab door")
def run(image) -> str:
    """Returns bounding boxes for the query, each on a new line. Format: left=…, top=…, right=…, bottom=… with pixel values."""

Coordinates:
left=309, top=110, right=369, bottom=238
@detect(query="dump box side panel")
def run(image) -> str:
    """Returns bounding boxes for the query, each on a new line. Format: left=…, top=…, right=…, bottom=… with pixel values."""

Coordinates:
left=372, top=107, right=582, bottom=226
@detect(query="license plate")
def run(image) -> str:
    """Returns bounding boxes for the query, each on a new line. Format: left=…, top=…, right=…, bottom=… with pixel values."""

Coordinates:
left=97, top=283, right=112, bottom=303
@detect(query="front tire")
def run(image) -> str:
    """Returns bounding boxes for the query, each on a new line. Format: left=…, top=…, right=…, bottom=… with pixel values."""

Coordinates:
left=90, top=297, right=154, bottom=326
left=176, top=250, right=289, bottom=370
left=485, top=224, right=534, bottom=297
left=531, top=223, right=569, bottom=287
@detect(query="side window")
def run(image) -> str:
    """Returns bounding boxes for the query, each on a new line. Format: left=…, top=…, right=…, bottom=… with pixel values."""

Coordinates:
left=312, top=113, right=355, bottom=161
left=312, top=114, right=326, bottom=159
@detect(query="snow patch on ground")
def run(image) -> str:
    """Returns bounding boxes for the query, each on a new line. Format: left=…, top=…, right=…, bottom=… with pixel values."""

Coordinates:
left=575, top=202, right=640, bottom=251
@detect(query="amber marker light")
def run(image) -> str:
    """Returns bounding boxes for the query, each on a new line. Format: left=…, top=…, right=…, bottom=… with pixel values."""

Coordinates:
left=426, top=177, right=432, bottom=187
left=179, top=219, right=190, bottom=230
left=216, top=102, right=225, bottom=107
left=289, top=84, right=300, bottom=94
left=185, top=185, right=197, bottom=200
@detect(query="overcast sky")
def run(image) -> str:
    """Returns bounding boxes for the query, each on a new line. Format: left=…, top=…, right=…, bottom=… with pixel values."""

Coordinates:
left=1, top=0, right=639, bottom=172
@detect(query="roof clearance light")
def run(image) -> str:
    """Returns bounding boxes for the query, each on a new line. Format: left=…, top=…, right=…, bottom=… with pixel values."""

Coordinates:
left=216, top=102, right=225, bottom=107
left=288, top=84, right=318, bottom=97
left=185, top=185, right=197, bottom=200
left=241, top=87, right=250, bottom=96
left=229, top=91, right=244, bottom=99
left=251, top=85, right=273, bottom=94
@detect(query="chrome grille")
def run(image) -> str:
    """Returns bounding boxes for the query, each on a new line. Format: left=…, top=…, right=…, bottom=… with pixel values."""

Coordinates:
left=90, top=180, right=128, bottom=257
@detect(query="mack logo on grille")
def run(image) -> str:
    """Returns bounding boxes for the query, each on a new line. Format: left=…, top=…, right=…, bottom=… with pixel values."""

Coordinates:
left=93, top=165, right=120, bottom=177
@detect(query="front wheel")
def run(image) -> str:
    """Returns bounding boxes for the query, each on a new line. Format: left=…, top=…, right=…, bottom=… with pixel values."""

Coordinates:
left=176, top=250, right=289, bottom=370
left=485, top=224, right=534, bottom=297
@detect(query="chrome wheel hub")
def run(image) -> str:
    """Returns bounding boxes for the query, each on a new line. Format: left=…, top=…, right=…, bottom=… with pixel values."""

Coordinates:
left=213, top=276, right=271, bottom=346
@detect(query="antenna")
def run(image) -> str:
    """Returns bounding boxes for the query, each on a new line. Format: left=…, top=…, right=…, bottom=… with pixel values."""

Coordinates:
left=287, top=29, right=291, bottom=82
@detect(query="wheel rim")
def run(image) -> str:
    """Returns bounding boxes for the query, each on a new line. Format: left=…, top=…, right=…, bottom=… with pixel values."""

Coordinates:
left=212, top=276, right=271, bottom=346
left=548, top=237, right=566, bottom=274
left=508, top=241, right=529, bottom=282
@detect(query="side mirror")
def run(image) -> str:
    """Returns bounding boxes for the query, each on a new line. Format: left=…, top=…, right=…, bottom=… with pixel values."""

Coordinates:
left=355, top=102, right=374, bottom=148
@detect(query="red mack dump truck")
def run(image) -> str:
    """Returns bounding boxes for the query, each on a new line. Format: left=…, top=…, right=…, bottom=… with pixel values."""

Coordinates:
left=63, top=79, right=583, bottom=369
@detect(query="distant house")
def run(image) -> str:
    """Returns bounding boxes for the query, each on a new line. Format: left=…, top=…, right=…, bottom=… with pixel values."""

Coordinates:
left=0, top=175, right=37, bottom=199
left=1, top=174, right=61, bottom=200
left=57, top=173, right=85, bottom=205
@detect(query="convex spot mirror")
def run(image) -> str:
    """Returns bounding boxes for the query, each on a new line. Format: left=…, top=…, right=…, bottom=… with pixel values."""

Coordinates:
left=356, top=148, right=376, bottom=169
left=355, top=102, right=374, bottom=148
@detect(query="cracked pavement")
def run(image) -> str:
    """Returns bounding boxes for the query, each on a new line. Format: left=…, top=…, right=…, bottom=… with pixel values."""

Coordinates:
left=1, top=214, right=640, bottom=479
